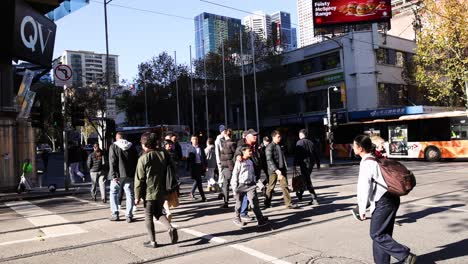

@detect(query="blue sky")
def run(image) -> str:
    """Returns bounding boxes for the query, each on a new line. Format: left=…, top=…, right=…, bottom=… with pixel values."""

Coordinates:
left=53, top=0, right=299, bottom=83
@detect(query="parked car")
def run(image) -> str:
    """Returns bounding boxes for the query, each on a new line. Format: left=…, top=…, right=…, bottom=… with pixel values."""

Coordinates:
left=36, top=144, right=52, bottom=153
left=83, top=144, right=94, bottom=153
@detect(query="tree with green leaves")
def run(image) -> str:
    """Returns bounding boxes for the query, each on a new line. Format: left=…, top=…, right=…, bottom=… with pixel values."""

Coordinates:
left=414, top=0, right=468, bottom=107
left=34, top=82, right=62, bottom=151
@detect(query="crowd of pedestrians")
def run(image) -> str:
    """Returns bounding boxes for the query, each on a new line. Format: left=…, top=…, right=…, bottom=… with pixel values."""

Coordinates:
left=63, top=126, right=417, bottom=264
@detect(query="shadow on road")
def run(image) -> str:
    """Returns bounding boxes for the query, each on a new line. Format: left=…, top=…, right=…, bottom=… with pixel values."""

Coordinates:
left=396, top=204, right=465, bottom=224
left=417, top=239, right=468, bottom=264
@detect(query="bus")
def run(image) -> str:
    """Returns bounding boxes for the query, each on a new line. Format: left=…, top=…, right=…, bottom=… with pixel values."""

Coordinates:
left=116, top=125, right=192, bottom=158
left=331, top=111, right=468, bottom=161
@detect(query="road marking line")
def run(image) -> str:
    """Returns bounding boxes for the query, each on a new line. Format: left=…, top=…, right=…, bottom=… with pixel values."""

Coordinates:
left=230, top=244, right=291, bottom=264
left=412, top=203, right=468, bottom=213
left=1, top=201, right=87, bottom=246
left=170, top=224, right=291, bottom=264
left=66, top=196, right=107, bottom=207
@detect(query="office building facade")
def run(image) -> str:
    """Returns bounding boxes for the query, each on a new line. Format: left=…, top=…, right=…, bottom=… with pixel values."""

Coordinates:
left=242, top=11, right=271, bottom=41
left=271, top=11, right=293, bottom=51
left=297, top=0, right=322, bottom=47
left=195, top=12, right=242, bottom=59
left=55, top=50, right=119, bottom=88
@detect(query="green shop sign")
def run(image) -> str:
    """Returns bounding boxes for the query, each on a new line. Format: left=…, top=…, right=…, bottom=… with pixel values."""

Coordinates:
left=306, top=72, right=344, bottom=88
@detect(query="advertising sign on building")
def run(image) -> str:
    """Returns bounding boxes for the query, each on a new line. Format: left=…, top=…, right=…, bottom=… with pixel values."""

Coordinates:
left=0, top=0, right=57, bottom=67
left=17, top=91, right=36, bottom=119
left=306, top=72, right=344, bottom=88
left=388, top=125, right=408, bottom=156
left=313, top=0, right=391, bottom=30
left=17, top=70, right=35, bottom=105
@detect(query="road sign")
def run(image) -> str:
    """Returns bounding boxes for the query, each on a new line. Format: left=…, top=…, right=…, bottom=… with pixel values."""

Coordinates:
left=54, top=64, right=73, bottom=87
left=106, top=99, right=116, bottom=119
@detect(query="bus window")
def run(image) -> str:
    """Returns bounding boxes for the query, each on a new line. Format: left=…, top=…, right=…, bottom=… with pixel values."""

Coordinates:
left=451, top=119, right=468, bottom=139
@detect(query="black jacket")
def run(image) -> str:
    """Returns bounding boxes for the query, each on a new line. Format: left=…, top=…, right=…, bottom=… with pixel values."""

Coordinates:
left=87, top=151, right=106, bottom=173
left=266, top=142, right=288, bottom=175
left=173, top=141, right=183, bottom=161
left=294, top=138, right=319, bottom=167
left=187, top=145, right=206, bottom=169
left=234, top=142, right=261, bottom=179
left=108, top=139, right=138, bottom=181
left=68, top=146, right=81, bottom=163
left=220, top=139, right=237, bottom=170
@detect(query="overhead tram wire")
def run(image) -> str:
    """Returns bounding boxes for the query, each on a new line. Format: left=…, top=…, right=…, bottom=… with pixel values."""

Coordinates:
left=88, top=0, right=194, bottom=21
left=198, top=0, right=433, bottom=48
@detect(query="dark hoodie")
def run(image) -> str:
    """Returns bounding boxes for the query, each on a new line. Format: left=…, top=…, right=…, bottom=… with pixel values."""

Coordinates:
left=108, top=139, right=138, bottom=181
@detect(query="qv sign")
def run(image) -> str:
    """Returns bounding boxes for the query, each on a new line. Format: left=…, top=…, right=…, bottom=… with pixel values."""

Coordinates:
left=20, top=16, right=53, bottom=54
left=10, top=0, right=57, bottom=67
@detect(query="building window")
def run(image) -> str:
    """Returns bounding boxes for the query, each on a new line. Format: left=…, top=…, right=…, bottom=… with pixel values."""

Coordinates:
left=376, top=48, right=412, bottom=67
left=378, top=83, right=409, bottom=107
left=288, top=51, right=341, bottom=78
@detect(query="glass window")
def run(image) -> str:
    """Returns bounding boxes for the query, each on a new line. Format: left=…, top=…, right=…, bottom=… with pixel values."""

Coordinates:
left=378, top=83, right=408, bottom=107
left=376, top=48, right=386, bottom=64
left=396, top=51, right=404, bottom=67
left=451, top=118, right=468, bottom=139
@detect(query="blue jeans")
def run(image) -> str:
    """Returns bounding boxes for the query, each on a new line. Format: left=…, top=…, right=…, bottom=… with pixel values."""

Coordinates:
left=110, top=178, right=134, bottom=218
left=240, top=194, right=249, bottom=216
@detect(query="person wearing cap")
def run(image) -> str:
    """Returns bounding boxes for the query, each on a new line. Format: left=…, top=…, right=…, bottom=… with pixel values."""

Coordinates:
left=265, top=130, right=299, bottom=209
left=215, top=125, right=226, bottom=194
left=234, top=129, right=261, bottom=221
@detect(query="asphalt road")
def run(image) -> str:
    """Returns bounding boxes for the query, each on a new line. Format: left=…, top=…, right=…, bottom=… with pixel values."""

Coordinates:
left=1, top=161, right=467, bottom=264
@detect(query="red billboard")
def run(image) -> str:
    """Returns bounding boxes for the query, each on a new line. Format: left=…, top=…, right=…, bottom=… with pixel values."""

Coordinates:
left=313, top=0, right=392, bottom=28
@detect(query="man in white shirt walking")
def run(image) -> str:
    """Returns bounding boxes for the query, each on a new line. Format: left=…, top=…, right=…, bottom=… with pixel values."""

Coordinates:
left=353, top=135, right=416, bottom=264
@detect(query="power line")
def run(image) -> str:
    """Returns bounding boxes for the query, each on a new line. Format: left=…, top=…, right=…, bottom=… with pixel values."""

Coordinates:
left=89, top=0, right=193, bottom=21
left=199, top=0, right=393, bottom=49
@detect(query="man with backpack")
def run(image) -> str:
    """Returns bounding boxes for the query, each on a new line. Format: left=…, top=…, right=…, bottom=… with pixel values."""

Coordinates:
left=352, top=135, right=417, bottom=264
left=108, top=132, right=138, bottom=222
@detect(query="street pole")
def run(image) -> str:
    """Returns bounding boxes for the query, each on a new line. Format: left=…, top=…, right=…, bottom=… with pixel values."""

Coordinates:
left=323, top=35, right=349, bottom=122
left=144, top=73, right=149, bottom=127
left=250, top=31, right=260, bottom=133
left=174, top=51, right=180, bottom=126
left=61, top=87, right=70, bottom=190
left=327, top=86, right=338, bottom=166
left=203, top=40, right=210, bottom=138
left=465, top=79, right=468, bottom=110
left=104, top=0, right=113, bottom=98
left=239, top=27, right=247, bottom=130
left=221, top=33, right=227, bottom=127
left=236, top=107, right=240, bottom=138
left=189, top=45, right=195, bottom=134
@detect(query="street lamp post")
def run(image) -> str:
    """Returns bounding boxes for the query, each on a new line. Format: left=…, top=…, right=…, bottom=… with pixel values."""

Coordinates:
left=104, top=0, right=113, bottom=98
left=327, top=86, right=339, bottom=166
left=323, top=35, right=349, bottom=122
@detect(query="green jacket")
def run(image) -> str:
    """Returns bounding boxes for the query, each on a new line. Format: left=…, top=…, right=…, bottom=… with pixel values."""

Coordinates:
left=134, top=149, right=169, bottom=201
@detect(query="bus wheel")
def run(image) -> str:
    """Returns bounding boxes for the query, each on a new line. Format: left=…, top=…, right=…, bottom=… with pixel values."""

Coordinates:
left=424, top=146, right=441, bottom=162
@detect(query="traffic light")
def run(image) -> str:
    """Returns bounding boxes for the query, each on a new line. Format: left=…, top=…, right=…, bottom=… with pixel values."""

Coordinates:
left=71, top=106, right=85, bottom=127
left=330, top=112, right=338, bottom=127
left=29, top=103, right=43, bottom=129
left=30, top=109, right=43, bottom=129
left=52, top=112, right=63, bottom=128
left=106, top=118, right=116, bottom=138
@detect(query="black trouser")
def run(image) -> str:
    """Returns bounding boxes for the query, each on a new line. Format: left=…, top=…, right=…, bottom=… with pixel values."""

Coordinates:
left=145, top=199, right=172, bottom=242
left=222, top=168, right=232, bottom=204
left=261, top=164, right=269, bottom=186
left=190, top=163, right=206, bottom=200
left=297, top=161, right=318, bottom=200
left=370, top=192, right=410, bottom=264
